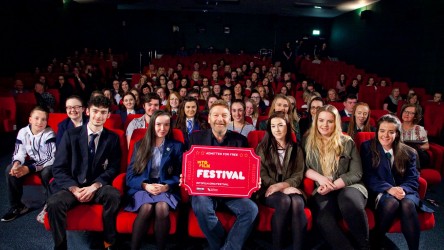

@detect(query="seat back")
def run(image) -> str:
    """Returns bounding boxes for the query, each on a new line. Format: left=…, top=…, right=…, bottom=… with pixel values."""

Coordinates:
left=48, top=113, right=68, bottom=134
left=0, top=96, right=16, bottom=132
left=47, top=89, right=60, bottom=112
left=108, top=128, right=128, bottom=173
left=329, top=101, right=344, bottom=111
left=128, top=128, right=147, bottom=165
left=104, top=114, right=123, bottom=130
left=354, top=132, right=376, bottom=152
left=423, top=103, right=444, bottom=138
left=15, top=92, right=37, bottom=127
left=370, top=109, right=389, bottom=122
left=247, top=130, right=266, bottom=150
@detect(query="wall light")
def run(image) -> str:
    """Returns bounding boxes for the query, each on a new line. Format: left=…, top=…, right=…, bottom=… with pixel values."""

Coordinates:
left=312, top=30, right=320, bottom=36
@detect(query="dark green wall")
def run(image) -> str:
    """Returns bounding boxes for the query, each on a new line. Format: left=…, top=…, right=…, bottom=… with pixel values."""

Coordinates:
left=329, top=0, right=444, bottom=93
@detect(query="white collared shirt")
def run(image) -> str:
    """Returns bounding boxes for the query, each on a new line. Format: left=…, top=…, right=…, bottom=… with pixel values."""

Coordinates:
left=383, top=148, right=394, bottom=167
left=87, top=125, right=103, bottom=151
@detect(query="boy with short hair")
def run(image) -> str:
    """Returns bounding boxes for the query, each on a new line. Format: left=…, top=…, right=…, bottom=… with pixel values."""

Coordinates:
left=2, top=106, right=56, bottom=222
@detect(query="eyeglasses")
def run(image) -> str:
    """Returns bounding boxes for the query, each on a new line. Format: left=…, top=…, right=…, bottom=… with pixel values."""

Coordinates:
left=66, top=105, right=82, bottom=111
left=223, top=94, right=232, bottom=96
left=310, top=106, right=322, bottom=110
left=403, top=111, right=416, bottom=115
left=251, top=96, right=260, bottom=99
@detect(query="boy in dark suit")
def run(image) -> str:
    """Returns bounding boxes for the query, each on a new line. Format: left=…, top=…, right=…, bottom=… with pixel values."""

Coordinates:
left=47, top=95, right=121, bottom=250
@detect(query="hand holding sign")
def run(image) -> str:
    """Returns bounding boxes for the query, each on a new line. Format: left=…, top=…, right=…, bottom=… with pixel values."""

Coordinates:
left=182, top=146, right=260, bottom=198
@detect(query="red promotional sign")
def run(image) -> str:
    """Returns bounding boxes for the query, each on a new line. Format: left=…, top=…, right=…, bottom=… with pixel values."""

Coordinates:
left=182, top=146, right=260, bottom=198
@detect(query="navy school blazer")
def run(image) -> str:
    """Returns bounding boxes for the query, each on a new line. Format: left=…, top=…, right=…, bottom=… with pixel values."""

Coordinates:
left=51, top=125, right=121, bottom=193
left=125, top=138, right=184, bottom=200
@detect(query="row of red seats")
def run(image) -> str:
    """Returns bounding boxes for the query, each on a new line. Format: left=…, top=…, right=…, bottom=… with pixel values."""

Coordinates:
left=17, top=120, right=435, bottom=240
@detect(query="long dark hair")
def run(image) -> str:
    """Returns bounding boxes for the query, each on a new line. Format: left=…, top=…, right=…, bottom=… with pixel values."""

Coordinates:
left=175, top=97, right=208, bottom=131
left=133, top=110, right=173, bottom=174
left=370, top=114, right=415, bottom=176
left=256, top=112, right=297, bottom=174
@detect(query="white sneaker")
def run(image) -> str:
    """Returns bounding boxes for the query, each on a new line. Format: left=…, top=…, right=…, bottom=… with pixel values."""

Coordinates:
left=36, top=204, right=47, bottom=224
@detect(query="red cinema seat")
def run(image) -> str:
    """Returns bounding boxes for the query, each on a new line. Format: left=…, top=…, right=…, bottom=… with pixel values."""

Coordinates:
left=329, top=101, right=344, bottom=112
left=370, top=109, right=389, bottom=122
left=47, top=113, right=68, bottom=134
left=247, top=130, right=266, bottom=150
left=0, top=96, right=17, bottom=132
left=387, top=177, right=435, bottom=232
left=47, top=89, right=60, bottom=112
left=353, top=132, right=435, bottom=232
left=111, top=173, right=179, bottom=235
left=15, top=92, right=37, bottom=127
left=108, top=128, right=128, bottom=173
left=104, top=114, right=123, bottom=130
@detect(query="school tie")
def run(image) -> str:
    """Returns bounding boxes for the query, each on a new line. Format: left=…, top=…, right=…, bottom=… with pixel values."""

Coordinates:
left=386, top=152, right=392, bottom=167
left=88, top=134, right=98, bottom=167
left=187, top=120, right=193, bottom=134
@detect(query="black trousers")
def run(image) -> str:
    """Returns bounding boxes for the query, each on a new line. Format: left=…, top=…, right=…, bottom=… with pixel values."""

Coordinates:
left=5, top=163, right=52, bottom=208
left=46, top=185, right=121, bottom=250
left=311, top=187, right=369, bottom=250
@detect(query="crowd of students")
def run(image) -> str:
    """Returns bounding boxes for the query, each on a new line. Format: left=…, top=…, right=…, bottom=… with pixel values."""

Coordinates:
left=2, top=53, right=436, bottom=250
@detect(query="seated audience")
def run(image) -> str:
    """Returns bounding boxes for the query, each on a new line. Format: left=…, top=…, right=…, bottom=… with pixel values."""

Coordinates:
left=342, top=102, right=375, bottom=138
left=259, top=94, right=301, bottom=142
left=361, top=114, right=433, bottom=250
left=2, top=107, right=56, bottom=222
left=56, top=96, right=88, bottom=146
left=126, top=93, right=161, bottom=146
left=125, top=110, right=184, bottom=250
left=299, top=97, right=324, bottom=137
left=228, top=100, right=255, bottom=137
left=383, top=88, right=402, bottom=114
left=174, top=96, right=208, bottom=146
left=431, top=92, right=442, bottom=103
left=304, top=105, right=369, bottom=250
left=339, top=94, right=358, bottom=118
left=256, top=112, right=307, bottom=250
left=164, top=92, right=181, bottom=117
left=325, top=88, right=341, bottom=103
left=185, top=100, right=258, bottom=250
left=34, top=82, right=56, bottom=113
left=245, top=98, right=259, bottom=128
left=116, top=92, right=144, bottom=124
left=47, top=95, right=121, bottom=250
left=400, top=104, right=430, bottom=168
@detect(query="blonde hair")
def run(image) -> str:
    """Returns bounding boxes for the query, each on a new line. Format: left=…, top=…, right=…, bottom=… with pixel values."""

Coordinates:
left=305, top=105, right=347, bottom=177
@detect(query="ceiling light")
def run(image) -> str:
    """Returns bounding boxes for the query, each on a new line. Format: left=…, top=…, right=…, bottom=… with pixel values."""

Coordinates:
left=314, top=6, right=322, bottom=9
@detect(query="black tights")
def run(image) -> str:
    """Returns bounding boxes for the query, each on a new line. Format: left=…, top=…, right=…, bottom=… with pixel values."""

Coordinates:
left=264, top=192, right=307, bottom=250
left=375, top=196, right=420, bottom=250
left=312, top=187, right=369, bottom=250
left=131, top=202, right=170, bottom=250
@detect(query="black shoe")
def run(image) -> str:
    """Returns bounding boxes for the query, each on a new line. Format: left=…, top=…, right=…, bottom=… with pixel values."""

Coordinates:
left=1, top=205, right=29, bottom=222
